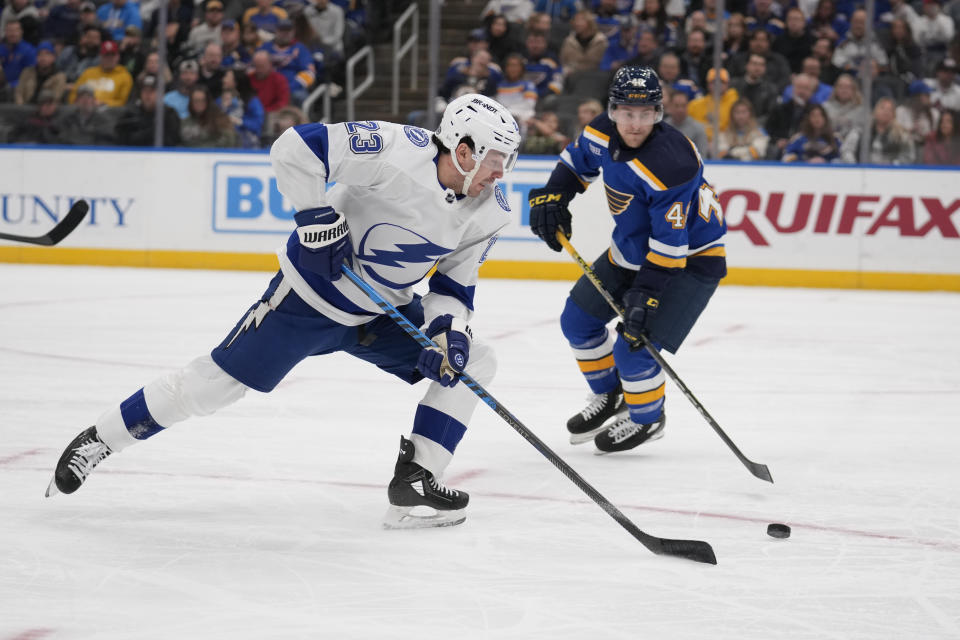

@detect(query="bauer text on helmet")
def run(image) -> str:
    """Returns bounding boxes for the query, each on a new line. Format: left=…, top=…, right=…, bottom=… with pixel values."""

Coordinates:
left=436, top=94, right=521, bottom=195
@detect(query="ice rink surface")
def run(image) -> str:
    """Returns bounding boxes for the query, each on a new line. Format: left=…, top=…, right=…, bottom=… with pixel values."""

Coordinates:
left=1, top=263, right=959, bottom=639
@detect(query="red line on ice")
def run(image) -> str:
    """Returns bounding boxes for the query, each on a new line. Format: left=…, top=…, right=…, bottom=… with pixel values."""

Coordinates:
left=5, top=629, right=56, bottom=640
left=0, top=449, right=44, bottom=466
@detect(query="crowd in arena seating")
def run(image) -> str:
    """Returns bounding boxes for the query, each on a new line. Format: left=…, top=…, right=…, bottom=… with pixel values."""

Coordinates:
left=0, top=0, right=387, bottom=146
left=446, top=0, right=960, bottom=164
left=3, top=0, right=960, bottom=164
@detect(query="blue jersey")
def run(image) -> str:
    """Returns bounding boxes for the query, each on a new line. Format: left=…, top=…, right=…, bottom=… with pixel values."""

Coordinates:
left=549, top=114, right=727, bottom=296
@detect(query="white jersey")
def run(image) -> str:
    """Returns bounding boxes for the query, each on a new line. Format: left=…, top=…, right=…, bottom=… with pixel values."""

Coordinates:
left=270, top=121, right=511, bottom=327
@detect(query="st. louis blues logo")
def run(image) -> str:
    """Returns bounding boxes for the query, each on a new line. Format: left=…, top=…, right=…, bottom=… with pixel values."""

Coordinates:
left=403, top=125, right=430, bottom=147
left=495, top=185, right=510, bottom=211
left=604, top=182, right=634, bottom=216
left=357, top=223, right=452, bottom=288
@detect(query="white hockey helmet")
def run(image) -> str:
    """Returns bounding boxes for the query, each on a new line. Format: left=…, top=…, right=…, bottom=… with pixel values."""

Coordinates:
left=435, top=93, right=521, bottom=194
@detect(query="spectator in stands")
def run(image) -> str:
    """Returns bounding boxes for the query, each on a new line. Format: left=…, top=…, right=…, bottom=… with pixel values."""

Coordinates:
left=145, top=0, right=192, bottom=64
left=782, top=103, right=841, bottom=162
left=832, top=9, right=889, bottom=73
left=7, top=89, right=59, bottom=142
left=496, top=52, right=537, bottom=134
left=523, top=30, right=562, bottom=98
left=773, top=7, right=814, bottom=73
left=780, top=57, right=833, bottom=104
left=678, top=27, right=711, bottom=88
left=218, top=66, right=263, bottom=148
left=164, top=58, right=200, bottom=118
left=1, top=0, right=40, bottom=45
left=261, top=19, right=316, bottom=105
left=97, top=0, right=141, bottom=43
left=55, top=83, right=115, bottom=144
left=635, top=0, right=680, bottom=48
left=248, top=49, right=290, bottom=115
left=116, top=74, right=181, bottom=145
left=70, top=40, right=133, bottom=106
left=930, top=57, right=960, bottom=111
left=722, top=13, right=750, bottom=62
left=822, top=72, right=865, bottom=138
left=58, top=24, right=99, bottom=83
left=576, top=97, right=603, bottom=134
left=840, top=96, right=916, bottom=163
left=600, top=15, right=640, bottom=71
left=238, top=21, right=261, bottom=65
left=43, top=0, right=83, bottom=47
left=198, top=41, right=225, bottom=98
left=220, top=20, right=245, bottom=68
left=688, top=67, right=739, bottom=143
left=731, top=52, right=778, bottom=124
left=923, top=109, right=960, bottom=164
left=746, top=0, right=784, bottom=37
left=186, top=0, right=226, bottom=58
left=717, top=98, right=769, bottom=160
left=595, top=0, right=629, bottom=39
left=560, top=10, right=608, bottom=74
left=897, top=79, right=938, bottom=152
left=810, top=36, right=841, bottom=86
left=884, top=18, right=923, bottom=93
left=765, top=71, right=818, bottom=156
left=522, top=109, right=568, bottom=153
left=664, top=88, right=709, bottom=154
left=304, top=0, right=345, bottom=63
left=623, top=27, right=660, bottom=70
left=440, top=48, right=499, bottom=102
left=484, top=14, right=523, bottom=66
left=728, top=28, right=792, bottom=90
left=119, top=25, right=145, bottom=77
left=0, top=61, right=10, bottom=102
left=533, top=0, right=578, bottom=22
left=1, top=20, right=36, bottom=88
left=181, top=85, right=236, bottom=147
left=481, top=0, right=535, bottom=26
left=243, top=0, right=288, bottom=38
left=882, top=0, right=920, bottom=27
left=14, top=40, right=65, bottom=104
left=137, top=50, right=172, bottom=89
left=809, top=0, right=848, bottom=45
left=913, top=0, right=954, bottom=74
left=658, top=51, right=699, bottom=98
left=262, top=102, right=305, bottom=144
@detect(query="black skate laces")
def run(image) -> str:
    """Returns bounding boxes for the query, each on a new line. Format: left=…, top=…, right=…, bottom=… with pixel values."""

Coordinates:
left=67, top=437, right=111, bottom=481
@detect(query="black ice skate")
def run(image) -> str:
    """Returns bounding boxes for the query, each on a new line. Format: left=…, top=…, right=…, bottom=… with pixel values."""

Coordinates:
left=567, top=384, right=627, bottom=444
left=383, top=436, right=468, bottom=529
left=594, top=412, right=666, bottom=454
left=45, top=426, right=113, bottom=497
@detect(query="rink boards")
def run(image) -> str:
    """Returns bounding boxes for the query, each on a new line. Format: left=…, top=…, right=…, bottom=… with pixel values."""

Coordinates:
left=0, top=145, right=958, bottom=291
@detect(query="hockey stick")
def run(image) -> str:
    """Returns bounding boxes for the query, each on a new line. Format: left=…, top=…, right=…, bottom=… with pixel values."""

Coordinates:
left=341, top=263, right=717, bottom=565
left=556, top=232, right=773, bottom=484
left=0, top=200, right=89, bottom=246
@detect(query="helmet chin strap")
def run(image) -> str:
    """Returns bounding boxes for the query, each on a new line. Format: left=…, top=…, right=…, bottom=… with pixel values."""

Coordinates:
left=451, top=148, right=482, bottom=195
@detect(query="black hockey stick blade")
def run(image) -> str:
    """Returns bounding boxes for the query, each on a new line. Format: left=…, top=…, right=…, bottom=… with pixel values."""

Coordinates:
left=656, top=537, right=718, bottom=565
left=0, top=199, right=89, bottom=246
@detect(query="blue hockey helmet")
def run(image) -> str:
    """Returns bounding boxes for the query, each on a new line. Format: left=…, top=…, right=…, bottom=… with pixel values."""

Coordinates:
left=607, top=65, right=664, bottom=123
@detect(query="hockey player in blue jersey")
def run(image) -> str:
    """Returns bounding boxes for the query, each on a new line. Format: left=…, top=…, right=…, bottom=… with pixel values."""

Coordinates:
left=528, top=66, right=727, bottom=453
left=46, top=93, right=522, bottom=529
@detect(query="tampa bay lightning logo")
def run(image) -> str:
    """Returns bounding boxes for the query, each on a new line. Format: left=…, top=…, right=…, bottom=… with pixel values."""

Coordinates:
left=495, top=185, right=510, bottom=211
left=357, top=223, right=452, bottom=288
left=403, top=125, right=430, bottom=148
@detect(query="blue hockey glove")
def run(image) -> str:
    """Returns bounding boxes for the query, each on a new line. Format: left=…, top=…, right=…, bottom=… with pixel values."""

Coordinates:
left=417, top=314, right=472, bottom=387
left=294, top=206, right=351, bottom=281
left=528, top=187, right=572, bottom=252
left=618, top=288, right=660, bottom=348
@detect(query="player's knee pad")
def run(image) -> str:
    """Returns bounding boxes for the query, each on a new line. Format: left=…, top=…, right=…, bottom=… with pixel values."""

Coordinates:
left=146, top=355, right=249, bottom=422
left=464, top=341, right=496, bottom=385
left=560, top=297, right=607, bottom=345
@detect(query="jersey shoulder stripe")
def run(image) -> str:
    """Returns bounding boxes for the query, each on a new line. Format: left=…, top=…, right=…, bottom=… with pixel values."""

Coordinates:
left=631, top=123, right=702, bottom=190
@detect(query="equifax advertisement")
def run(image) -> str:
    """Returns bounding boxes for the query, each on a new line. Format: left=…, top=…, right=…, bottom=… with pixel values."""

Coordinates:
left=0, top=147, right=958, bottom=286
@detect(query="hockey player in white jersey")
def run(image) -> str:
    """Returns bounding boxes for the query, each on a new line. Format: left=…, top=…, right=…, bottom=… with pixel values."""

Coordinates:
left=46, top=93, right=522, bottom=529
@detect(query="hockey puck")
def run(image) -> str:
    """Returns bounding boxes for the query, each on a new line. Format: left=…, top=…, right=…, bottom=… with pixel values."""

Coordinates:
left=767, top=523, right=791, bottom=539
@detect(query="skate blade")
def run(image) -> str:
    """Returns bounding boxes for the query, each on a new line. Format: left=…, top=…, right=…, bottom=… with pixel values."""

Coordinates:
left=569, top=425, right=609, bottom=445
left=593, top=430, right=665, bottom=455
left=44, top=476, right=60, bottom=498
left=382, top=505, right=466, bottom=530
